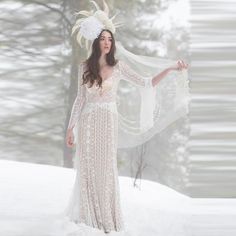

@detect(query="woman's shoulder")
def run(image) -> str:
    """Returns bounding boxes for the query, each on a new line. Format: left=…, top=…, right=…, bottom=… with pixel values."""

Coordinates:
left=116, top=60, right=127, bottom=70
left=115, top=59, right=125, bottom=68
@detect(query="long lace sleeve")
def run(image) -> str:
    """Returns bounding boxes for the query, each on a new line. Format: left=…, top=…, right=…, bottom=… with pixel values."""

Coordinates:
left=67, top=63, right=86, bottom=130
left=118, top=60, right=156, bottom=134
left=119, top=60, right=153, bottom=88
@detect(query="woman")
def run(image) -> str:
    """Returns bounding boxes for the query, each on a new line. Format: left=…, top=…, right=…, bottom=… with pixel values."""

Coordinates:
left=65, top=28, right=188, bottom=234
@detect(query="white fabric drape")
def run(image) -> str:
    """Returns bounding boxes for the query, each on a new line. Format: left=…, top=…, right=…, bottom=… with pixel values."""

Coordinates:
left=115, top=41, right=190, bottom=148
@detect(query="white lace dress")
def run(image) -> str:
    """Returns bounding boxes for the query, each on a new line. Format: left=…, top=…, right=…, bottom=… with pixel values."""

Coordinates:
left=64, top=60, right=153, bottom=233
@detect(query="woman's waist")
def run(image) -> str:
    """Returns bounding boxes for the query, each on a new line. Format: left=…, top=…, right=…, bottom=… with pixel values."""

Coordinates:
left=81, top=101, right=117, bottom=114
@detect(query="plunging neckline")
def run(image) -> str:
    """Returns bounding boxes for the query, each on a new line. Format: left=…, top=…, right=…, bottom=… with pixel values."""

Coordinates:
left=85, top=62, right=119, bottom=90
left=101, top=62, right=118, bottom=82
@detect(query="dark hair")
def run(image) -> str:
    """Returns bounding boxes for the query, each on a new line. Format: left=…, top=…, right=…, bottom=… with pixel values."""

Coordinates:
left=82, top=29, right=118, bottom=88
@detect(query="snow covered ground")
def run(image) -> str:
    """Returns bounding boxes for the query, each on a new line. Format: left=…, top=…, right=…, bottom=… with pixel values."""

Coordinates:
left=0, top=160, right=235, bottom=236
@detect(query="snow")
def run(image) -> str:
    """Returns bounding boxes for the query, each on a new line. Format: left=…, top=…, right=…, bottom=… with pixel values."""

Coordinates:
left=0, top=160, right=235, bottom=236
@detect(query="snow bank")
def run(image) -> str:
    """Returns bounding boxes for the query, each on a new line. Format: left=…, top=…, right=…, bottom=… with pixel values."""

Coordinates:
left=1, top=159, right=226, bottom=236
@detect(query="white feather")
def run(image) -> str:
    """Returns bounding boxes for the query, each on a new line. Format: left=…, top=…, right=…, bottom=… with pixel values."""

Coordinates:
left=90, top=1, right=100, bottom=11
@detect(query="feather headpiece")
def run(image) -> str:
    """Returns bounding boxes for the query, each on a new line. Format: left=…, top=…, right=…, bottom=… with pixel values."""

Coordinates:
left=71, top=0, right=123, bottom=50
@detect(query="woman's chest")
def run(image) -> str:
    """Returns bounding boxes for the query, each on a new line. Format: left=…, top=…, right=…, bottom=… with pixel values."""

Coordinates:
left=85, top=72, right=120, bottom=97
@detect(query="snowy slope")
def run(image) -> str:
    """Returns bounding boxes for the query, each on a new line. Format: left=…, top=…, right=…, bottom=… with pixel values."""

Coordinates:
left=0, top=160, right=235, bottom=236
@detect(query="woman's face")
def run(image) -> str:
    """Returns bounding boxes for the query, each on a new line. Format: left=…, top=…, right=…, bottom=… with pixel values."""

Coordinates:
left=99, top=30, right=112, bottom=55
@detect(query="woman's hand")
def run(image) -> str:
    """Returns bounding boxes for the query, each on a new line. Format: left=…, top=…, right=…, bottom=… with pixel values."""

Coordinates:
left=66, top=128, right=75, bottom=148
left=171, top=60, right=188, bottom=71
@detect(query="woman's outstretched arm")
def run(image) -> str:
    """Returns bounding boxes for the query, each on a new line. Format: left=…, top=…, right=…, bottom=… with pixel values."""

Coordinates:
left=119, top=59, right=188, bottom=88
left=151, top=60, right=188, bottom=87
left=119, top=60, right=153, bottom=88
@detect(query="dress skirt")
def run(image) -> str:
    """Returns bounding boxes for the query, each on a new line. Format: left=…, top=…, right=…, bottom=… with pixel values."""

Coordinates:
left=65, top=102, right=124, bottom=233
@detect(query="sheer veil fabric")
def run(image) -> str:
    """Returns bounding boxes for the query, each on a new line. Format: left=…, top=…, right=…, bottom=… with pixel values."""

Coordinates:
left=76, top=40, right=190, bottom=149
